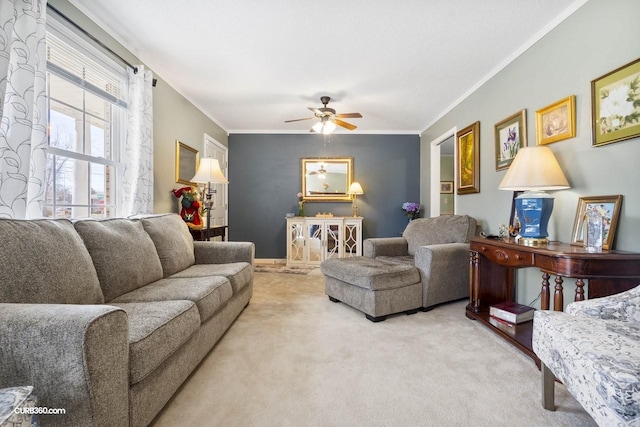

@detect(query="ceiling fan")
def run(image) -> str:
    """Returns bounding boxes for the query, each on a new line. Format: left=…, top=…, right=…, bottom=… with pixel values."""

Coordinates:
left=285, top=96, right=362, bottom=134
left=307, top=164, right=327, bottom=177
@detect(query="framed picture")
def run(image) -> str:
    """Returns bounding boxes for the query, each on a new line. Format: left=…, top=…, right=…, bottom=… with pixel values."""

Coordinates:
left=494, top=109, right=527, bottom=171
left=456, top=121, right=480, bottom=195
left=535, top=95, right=576, bottom=145
left=175, top=140, right=199, bottom=185
left=591, top=57, right=640, bottom=147
left=570, top=195, right=623, bottom=250
left=440, top=181, right=453, bottom=194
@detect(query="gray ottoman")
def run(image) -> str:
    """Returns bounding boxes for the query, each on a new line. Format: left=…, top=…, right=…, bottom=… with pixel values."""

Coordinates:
left=320, top=257, right=422, bottom=322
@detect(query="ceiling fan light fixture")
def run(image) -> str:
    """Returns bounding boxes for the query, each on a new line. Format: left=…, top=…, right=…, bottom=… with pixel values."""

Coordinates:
left=323, top=120, right=336, bottom=135
left=311, top=121, right=323, bottom=133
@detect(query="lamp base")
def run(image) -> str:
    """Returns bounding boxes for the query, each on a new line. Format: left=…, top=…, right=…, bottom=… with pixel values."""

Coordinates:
left=517, top=236, right=549, bottom=247
left=515, top=191, right=554, bottom=241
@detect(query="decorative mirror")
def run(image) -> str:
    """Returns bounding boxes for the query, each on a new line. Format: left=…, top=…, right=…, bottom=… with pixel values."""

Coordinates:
left=301, top=157, right=353, bottom=202
left=175, top=140, right=199, bottom=185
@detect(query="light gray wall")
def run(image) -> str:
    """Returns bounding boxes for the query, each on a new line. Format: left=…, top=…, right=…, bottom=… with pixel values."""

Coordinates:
left=49, top=0, right=228, bottom=215
left=420, top=0, right=640, bottom=308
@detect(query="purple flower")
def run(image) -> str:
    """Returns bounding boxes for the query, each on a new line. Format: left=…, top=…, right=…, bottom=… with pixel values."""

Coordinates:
left=402, top=202, right=420, bottom=213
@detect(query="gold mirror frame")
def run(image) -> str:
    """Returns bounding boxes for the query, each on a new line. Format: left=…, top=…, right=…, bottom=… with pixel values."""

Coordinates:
left=175, top=141, right=199, bottom=185
left=301, top=157, right=353, bottom=202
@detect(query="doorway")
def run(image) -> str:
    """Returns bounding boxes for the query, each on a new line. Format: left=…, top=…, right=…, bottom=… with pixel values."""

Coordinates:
left=429, top=127, right=456, bottom=217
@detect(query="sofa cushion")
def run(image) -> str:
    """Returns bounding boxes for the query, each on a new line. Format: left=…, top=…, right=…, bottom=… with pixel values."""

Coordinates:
left=110, top=300, right=200, bottom=385
left=170, top=262, right=252, bottom=294
left=141, top=214, right=195, bottom=277
left=403, top=215, right=476, bottom=256
left=74, top=218, right=164, bottom=302
left=111, top=276, right=232, bottom=322
left=0, top=218, right=104, bottom=304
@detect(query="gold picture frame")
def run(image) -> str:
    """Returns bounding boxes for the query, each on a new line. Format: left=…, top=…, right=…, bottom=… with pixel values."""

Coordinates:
left=300, top=157, right=353, bottom=202
left=175, top=141, right=199, bottom=185
left=495, top=109, right=527, bottom=171
left=570, top=195, right=623, bottom=250
left=536, top=95, right=576, bottom=145
left=591, top=57, right=640, bottom=147
left=456, top=121, right=480, bottom=195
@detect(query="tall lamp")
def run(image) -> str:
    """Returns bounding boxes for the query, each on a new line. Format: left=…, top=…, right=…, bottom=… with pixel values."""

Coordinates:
left=190, top=158, right=228, bottom=241
left=498, top=146, right=570, bottom=246
left=347, top=182, right=364, bottom=217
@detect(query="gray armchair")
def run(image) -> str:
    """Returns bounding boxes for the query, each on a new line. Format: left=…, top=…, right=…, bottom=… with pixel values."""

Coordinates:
left=363, top=215, right=477, bottom=310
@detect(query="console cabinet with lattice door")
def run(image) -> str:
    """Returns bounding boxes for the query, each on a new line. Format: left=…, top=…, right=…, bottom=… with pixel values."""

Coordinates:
left=286, top=217, right=363, bottom=267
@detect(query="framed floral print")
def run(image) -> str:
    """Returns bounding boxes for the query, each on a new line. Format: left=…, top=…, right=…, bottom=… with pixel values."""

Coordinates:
left=456, top=121, right=480, bottom=195
left=591, top=57, right=640, bottom=147
left=570, top=195, right=623, bottom=250
left=535, top=95, right=576, bottom=145
left=495, top=109, right=527, bottom=171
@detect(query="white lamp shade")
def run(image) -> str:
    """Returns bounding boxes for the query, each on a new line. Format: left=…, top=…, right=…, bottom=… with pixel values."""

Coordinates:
left=498, top=146, right=570, bottom=191
left=191, top=158, right=228, bottom=184
left=348, top=182, right=364, bottom=195
left=312, top=119, right=337, bottom=135
left=322, top=120, right=336, bottom=135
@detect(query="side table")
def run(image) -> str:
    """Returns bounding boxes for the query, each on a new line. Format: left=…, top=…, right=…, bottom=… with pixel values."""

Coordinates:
left=189, top=225, right=228, bottom=241
left=466, top=237, right=640, bottom=362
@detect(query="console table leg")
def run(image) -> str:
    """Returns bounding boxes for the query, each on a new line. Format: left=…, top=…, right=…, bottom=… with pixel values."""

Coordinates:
left=469, top=251, right=479, bottom=311
left=575, top=278, right=585, bottom=302
left=541, top=272, right=550, bottom=310
left=554, top=276, right=564, bottom=311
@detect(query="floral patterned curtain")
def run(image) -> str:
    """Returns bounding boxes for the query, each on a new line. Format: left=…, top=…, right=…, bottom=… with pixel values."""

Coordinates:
left=0, top=0, right=47, bottom=219
left=121, top=65, right=154, bottom=216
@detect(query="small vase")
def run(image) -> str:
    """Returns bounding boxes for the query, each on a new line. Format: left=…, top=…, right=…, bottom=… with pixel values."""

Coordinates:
left=298, top=202, right=304, bottom=217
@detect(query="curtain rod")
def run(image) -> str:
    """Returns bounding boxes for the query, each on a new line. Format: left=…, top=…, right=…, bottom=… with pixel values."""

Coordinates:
left=46, top=4, right=138, bottom=74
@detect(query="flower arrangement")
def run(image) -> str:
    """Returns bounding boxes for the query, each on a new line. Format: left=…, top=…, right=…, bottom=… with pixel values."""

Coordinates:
left=402, top=202, right=421, bottom=220
left=297, top=192, right=305, bottom=216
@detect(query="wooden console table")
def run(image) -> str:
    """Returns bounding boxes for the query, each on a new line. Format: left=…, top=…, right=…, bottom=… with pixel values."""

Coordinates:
left=466, top=237, right=640, bottom=362
left=189, top=225, right=227, bottom=241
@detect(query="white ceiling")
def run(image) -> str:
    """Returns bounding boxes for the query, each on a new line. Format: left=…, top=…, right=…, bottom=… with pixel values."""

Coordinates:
left=70, top=0, right=586, bottom=135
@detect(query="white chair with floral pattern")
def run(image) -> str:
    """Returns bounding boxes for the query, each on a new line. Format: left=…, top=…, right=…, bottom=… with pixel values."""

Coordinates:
left=532, top=285, right=640, bottom=426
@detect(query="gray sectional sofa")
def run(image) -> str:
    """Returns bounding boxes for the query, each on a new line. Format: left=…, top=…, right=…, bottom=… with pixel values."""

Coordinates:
left=0, top=213, right=254, bottom=427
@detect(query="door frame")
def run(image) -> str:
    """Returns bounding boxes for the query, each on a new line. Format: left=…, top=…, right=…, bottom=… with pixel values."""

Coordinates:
left=429, top=127, right=457, bottom=217
left=204, top=133, right=228, bottom=229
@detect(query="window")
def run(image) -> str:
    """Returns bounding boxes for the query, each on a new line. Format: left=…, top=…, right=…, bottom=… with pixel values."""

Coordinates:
left=44, top=16, right=127, bottom=218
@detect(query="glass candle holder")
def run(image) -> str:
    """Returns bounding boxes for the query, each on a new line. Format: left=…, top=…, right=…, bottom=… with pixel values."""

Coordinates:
left=585, top=210, right=603, bottom=253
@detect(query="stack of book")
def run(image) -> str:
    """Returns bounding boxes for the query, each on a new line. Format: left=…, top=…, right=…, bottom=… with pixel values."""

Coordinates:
left=489, top=301, right=535, bottom=332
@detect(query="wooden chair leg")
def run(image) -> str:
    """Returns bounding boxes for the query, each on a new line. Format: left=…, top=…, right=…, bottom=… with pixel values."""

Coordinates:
left=541, top=361, right=556, bottom=411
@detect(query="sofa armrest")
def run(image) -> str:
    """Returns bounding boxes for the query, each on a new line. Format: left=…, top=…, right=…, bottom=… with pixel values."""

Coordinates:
left=194, top=241, right=255, bottom=266
left=0, top=303, right=129, bottom=427
left=566, top=284, right=640, bottom=321
left=414, top=242, right=470, bottom=307
left=363, top=237, right=408, bottom=258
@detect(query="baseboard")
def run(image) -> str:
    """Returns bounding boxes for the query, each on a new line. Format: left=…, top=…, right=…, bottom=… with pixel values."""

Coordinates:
left=255, top=258, right=286, bottom=265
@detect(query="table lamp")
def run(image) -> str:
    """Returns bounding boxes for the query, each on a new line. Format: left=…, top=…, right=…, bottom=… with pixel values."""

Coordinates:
left=191, top=158, right=228, bottom=241
left=498, top=146, right=570, bottom=246
left=347, top=182, right=364, bottom=217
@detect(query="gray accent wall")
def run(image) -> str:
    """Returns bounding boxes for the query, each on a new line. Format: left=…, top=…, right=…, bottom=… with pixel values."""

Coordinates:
left=229, top=134, right=420, bottom=258
left=420, top=0, right=640, bottom=308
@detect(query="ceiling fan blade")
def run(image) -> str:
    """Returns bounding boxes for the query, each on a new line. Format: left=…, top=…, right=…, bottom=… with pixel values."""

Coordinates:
left=308, top=107, right=323, bottom=116
left=333, top=118, right=357, bottom=131
left=335, top=113, right=362, bottom=119
left=284, top=117, right=314, bottom=123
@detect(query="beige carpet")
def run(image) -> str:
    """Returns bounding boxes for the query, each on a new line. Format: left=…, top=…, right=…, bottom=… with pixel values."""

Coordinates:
left=151, top=269, right=595, bottom=427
